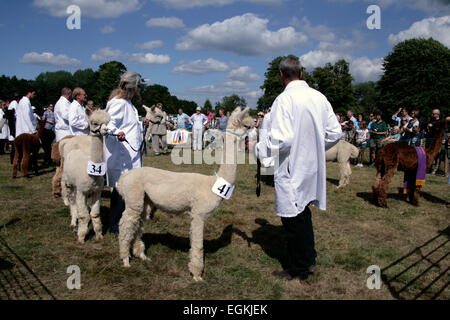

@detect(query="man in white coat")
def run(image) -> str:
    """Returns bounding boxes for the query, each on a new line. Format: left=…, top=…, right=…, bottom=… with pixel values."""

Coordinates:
left=189, top=107, right=208, bottom=151
left=15, top=88, right=37, bottom=137
left=54, top=87, right=72, bottom=141
left=68, top=87, right=89, bottom=136
left=254, top=56, right=342, bottom=281
left=105, top=72, right=145, bottom=234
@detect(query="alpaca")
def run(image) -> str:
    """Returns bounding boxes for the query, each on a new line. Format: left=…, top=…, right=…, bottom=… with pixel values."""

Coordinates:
left=117, top=107, right=254, bottom=281
left=61, top=110, right=111, bottom=243
left=12, top=120, right=46, bottom=178
left=372, top=117, right=450, bottom=207
left=325, top=140, right=360, bottom=188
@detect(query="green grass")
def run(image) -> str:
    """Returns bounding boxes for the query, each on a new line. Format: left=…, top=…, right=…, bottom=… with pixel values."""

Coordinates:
left=0, top=150, right=449, bottom=300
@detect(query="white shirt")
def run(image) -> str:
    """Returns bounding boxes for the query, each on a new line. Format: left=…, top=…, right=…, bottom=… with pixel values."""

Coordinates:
left=189, top=113, right=208, bottom=130
left=356, top=129, right=369, bottom=142
left=8, top=100, right=17, bottom=111
left=54, top=96, right=72, bottom=141
left=68, top=100, right=89, bottom=136
left=104, top=97, right=143, bottom=188
left=255, top=80, right=342, bottom=217
left=0, top=109, right=9, bottom=139
left=15, top=96, right=37, bottom=137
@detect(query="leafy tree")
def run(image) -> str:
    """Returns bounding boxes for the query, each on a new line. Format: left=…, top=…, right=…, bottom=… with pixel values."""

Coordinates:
left=33, top=71, right=75, bottom=113
left=203, top=99, right=213, bottom=112
left=92, top=61, right=127, bottom=107
left=0, top=75, right=32, bottom=101
left=378, top=38, right=450, bottom=118
left=354, top=81, right=379, bottom=117
left=73, top=68, right=98, bottom=101
left=141, top=84, right=198, bottom=116
left=215, top=94, right=247, bottom=114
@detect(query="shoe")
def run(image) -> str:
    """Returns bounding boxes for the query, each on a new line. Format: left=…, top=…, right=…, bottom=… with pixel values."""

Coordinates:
left=154, top=153, right=160, bottom=156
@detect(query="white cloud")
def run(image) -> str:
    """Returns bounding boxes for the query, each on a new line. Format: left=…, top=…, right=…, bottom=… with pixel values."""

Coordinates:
left=173, top=58, right=229, bottom=74
left=146, top=17, right=185, bottom=29
left=222, top=80, right=247, bottom=88
left=151, top=0, right=282, bottom=9
left=33, top=0, right=141, bottom=18
left=135, top=40, right=164, bottom=50
left=290, top=17, right=335, bottom=42
left=20, top=52, right=81, bottom=67
left=300, top=50, right=350, bottom=70
left=350, top=57, right=383, bottom=82
left=100, top=25, right=115, bottom=34
left=388, top=16, right=450, bottom=47
left=129, top=53, right=170, bottom=64
left=176, top=13, right=308, bottom=56
left=91, top=48, right=170, bottom=64
left=227, top=66, right=260, bottom=81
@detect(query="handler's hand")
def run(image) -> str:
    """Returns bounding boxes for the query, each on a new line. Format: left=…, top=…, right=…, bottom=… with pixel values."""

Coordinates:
left=117, top=131, right=126, bottom=141
left=144, top=119, right=150, bottom=128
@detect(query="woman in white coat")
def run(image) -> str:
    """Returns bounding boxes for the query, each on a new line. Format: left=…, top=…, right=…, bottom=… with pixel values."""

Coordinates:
left=105, top=72, right=144, bottom=234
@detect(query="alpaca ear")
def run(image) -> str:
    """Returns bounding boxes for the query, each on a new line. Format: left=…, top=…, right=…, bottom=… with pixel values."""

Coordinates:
left=143, top=105, right=151, bottom=113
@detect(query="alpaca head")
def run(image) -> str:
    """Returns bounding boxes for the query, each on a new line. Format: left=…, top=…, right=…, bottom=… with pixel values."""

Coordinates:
left=143, top=104, right=164, bottom=122
left=226, top=107, right=254, bottom=136
left=89, top=110, right=111, bottom=136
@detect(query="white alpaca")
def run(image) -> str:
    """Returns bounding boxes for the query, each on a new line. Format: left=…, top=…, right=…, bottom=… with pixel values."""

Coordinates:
left=61, top=110, right=111, bottom=243
left=117, top=107, right=254, bottom=281
left=325, top=140, right=359, bottom=188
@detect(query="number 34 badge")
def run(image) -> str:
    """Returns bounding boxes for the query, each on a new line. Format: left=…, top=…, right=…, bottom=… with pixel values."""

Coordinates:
left=87, top=161, right=107, bottom=176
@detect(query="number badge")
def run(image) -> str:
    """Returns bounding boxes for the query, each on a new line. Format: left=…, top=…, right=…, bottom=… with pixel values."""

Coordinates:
left=87, top=161, right=107, bottom=176
left=212, top=177, right=235, bottom=200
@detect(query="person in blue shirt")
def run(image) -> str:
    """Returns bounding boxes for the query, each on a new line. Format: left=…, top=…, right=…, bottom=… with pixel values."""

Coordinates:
left=176, top=108, right=190, bottom=129
left=217, top=108, right=228, bottom=132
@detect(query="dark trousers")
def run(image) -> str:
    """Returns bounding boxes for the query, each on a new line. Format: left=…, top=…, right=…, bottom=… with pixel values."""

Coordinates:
left=10, top=141, right=15, bottom=165
left=110, top=188, right=125, bottom=233
left=281, top=206, right=317, bottom=278
left=41, top=129, right=55, bottom=163
left=0, top=139, right=5, bottom=154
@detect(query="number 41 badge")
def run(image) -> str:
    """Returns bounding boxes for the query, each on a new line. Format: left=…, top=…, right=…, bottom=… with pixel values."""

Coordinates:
left=212, top=177, right=235, bottom=200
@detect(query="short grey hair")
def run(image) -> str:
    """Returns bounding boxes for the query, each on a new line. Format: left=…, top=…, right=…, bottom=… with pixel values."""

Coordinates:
left=279, top=56, right=302, bottom=80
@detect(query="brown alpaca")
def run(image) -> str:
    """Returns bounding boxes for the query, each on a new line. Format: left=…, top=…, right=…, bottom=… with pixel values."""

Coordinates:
left=51, top=135, right=74, bottom=197
left=372, top=117, right=449, bottom=207
left=12, top=120, right=46, bottom=178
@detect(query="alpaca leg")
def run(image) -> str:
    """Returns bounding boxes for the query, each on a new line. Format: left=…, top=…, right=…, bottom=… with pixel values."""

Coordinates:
left=378, top=166, right=397, bottom=208
left=52, top=165, right=63, bottom=197
left=21, top=151, right=30, bottom=177
left=189, top=215, right=205, bottom=281
left=119, top=208, right=142, bottom=267
left=12, top=144, right=19, bottom=178
left=337, top=162, right=347, bottom=188
left=343, top=161, right=351, bottom=186
left=90, top=192, right=103, bottom=241
left=76, top=192, right=90, bottom=244
left=132, top=220, right=147, bottom=261
left=412, top=186, right=421, bottom=206
left=33, top=148, right=39, bottom=175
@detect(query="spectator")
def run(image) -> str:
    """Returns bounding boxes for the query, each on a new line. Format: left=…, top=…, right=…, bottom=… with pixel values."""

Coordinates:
left=381, top=126, right=401, bottom=145
left=345, top=120, right=356, bottom=145
left=355, top=120, right=369, bottom=167
left=105, top=72, right=144, bottom=234
left=205, top=107, right=212, bottom=121
left=404, top=110, right=420, bottom=135
left=41, top=104, right=56, bottom=165
left=354, top=113, right=363, bottom=130
left=0, top=100, right=8, bottom=154
left=16, top=88, right=37, bottom=137
left=392, top=107, right=412, bottom=127
left=176, top=108, right=190, bottom=129
left=150, top=103, right=169, bottom=156
left=217, top=108, right=228, bottom=132
left=68, top=87, right=89, bottom=136
left=54, top=88, right=72, bottom=142
left=209, top=113, right=218, bottom=129
left=6, top=94, right=19, bottom=164
left=347, top=110, right=357, bottom=124
left=226, top=111, right=231, bottom=118
left=255, top=111, right=264, bottom=129
left=369, top=112, right=387, bottom=166
left=189, top=107, right=208, bottom=151
left=424, top=109, right=444, bottom=175
left=409, top=125, right=424, bottom=148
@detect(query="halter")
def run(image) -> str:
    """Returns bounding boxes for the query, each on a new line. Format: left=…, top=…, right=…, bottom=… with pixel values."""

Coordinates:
left=225, top=127, right=250, bottom=139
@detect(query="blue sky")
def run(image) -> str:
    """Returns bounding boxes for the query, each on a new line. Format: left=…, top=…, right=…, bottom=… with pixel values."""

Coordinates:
left=0, top=0, right=449, bottom=107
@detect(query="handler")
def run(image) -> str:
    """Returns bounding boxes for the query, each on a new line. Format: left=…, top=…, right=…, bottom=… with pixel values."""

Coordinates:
left=105, top=72, right=146, bottom=234
left=15, top=88, right=37, bottom=137
left=54, top=88, right=72, bottom=142
left=253, top=56, right=342, bottom=281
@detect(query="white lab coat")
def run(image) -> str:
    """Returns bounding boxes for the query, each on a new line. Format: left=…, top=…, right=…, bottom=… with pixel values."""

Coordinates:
left=15, top=96, right=37, bottom=137
left=255, top=80, right=342, bottom=217
left=7, top=100, right=17, bottom=141
left=68, top=100, right=89, bottom=136
left=104, top=97, right=143, bottom=188
left=259, top=111, right=275, bottom=168
left=54, top=96, right=72, bottom=141
left=0, top=109, right=9, bottom=139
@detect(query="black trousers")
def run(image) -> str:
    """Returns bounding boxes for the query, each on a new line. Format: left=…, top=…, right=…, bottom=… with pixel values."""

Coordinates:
left=41, top=129, right=55, bottom=163
left=110, top=188, right=125, bottom=233
left=0, top=139, right=5, bottom=154
left=281, top=206, right=317, bottom=279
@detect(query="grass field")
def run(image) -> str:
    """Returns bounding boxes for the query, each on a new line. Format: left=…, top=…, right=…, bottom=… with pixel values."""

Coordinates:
left=0, top=148, right=448, bottom=300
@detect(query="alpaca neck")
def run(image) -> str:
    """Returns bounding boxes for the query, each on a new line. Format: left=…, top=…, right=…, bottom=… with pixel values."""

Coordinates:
left=217, top=132, right=238, bottom=184
left=425, top=129, right=445, bottom=168
left=36, top=122, right=45, bottom=138
left=90, top=135, right=104, bottom=163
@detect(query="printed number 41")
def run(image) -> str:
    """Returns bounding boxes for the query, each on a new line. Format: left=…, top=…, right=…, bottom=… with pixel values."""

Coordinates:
left=217, top=184, right=231, bottom=197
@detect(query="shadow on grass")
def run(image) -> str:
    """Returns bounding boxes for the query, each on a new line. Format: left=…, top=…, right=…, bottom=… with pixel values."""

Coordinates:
left=233, top=219, right=288, bottom=270
left=326, top=178, right=339, bottom=187
left=356, top=190, right=409, bottom=207
left=142, top=224, right=233, bottom=254
left=381, top=226, right=450, bottom=300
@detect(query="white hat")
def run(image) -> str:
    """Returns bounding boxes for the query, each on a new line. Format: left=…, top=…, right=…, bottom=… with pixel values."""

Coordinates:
left=32, top=106, right=36, bottom=110
left=196, top=107, right=201, bottom=111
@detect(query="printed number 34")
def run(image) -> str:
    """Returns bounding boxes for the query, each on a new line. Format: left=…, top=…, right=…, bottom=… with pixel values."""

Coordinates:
left=90, top=164, right=102, bottom=174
